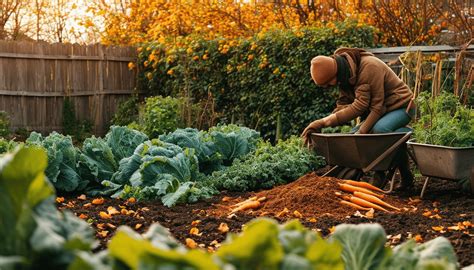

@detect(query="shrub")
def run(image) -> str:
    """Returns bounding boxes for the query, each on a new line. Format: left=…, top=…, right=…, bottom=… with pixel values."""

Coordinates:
left=136, top=20, right=377, bottom=141
left=413, top=91, right=474, bottom=147
left=141, top=96, right=183, bottom=138
left=0, top=111, right=10, bottom=137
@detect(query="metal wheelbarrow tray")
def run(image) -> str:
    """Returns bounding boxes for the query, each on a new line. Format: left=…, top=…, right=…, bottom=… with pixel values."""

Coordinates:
left=407, top=140, right=474, bottom=197
left=311, top=132, right=412, bottom=172
left=310, top=132, right=413, bottom=193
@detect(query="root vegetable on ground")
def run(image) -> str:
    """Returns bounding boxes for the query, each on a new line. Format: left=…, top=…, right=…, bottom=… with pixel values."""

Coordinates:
left=338, top=183, right=384, bottom=199
left=340, top=200, right=371, bottom=211
left=349, top=196, right=389, bottom=212
left=342, top=180, right=384, bottom=193
left=353, top=191, right=400, bottom=211
left=231, top=200, right=261, bottom=213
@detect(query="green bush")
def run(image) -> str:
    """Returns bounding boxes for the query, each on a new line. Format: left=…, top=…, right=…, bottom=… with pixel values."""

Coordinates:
left=0, top=111, right=10, bottom=137
left=111, top=95, right=140, bottom=126
left=413, top=91, right=474, bottom=147
left=141, top=96, right=183, bottom=138
left=137, top=20, right=378, bottom=140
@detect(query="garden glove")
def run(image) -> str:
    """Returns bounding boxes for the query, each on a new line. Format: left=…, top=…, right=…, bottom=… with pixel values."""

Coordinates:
left=301, top=119, right=325, bottom=148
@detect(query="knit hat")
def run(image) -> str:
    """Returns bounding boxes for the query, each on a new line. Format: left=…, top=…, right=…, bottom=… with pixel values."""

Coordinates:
left=310, top=56, right=337, bottom=86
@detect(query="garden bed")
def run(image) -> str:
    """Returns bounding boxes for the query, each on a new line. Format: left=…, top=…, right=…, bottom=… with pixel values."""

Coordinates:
left=58, top=173, right=474, bottom=267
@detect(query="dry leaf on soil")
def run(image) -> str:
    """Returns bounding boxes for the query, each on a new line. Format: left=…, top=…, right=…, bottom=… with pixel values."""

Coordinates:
left=218, top=223, right=229, bottom=233
left=186, top=238, right=198, bottom=249
left=92, top=198, right=105, bottom=205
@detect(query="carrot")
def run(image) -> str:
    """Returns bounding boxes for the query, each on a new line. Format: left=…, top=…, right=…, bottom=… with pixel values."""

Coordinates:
left=353, top=191, right=400, bottom=211
left=342, top=180, right=384, bottom=193
left=340, top=200, right=371, bottom=211
left=231, top=200, right=261, bottom=213
left=338, top=183, right=384, bottom=199
left=233, top=196, right=257, bottom=207
left=349, top=196, right=389, bottom=212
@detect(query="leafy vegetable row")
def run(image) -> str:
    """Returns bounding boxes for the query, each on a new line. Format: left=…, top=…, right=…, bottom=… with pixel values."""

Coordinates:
left=9, top=124, right=321, bottom=207
left=0, top=147, right=464, bottom=270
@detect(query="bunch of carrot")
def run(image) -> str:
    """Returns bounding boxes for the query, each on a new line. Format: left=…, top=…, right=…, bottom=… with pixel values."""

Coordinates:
left=337, top=180, right=400, bottom=212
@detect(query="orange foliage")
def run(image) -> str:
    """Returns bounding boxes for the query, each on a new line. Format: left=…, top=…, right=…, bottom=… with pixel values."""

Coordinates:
left=88, top=0, right=471, bottom=46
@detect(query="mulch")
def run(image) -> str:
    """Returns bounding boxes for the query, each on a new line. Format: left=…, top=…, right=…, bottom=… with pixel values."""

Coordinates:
left=57, top=173, right=473, bottom=266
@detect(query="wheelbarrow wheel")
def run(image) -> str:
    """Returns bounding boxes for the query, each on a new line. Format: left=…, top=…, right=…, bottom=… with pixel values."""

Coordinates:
left=336, top=168, right=362, bottom=180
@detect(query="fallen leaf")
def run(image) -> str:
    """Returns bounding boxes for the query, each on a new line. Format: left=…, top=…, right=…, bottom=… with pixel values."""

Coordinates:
left=78, top=213, right=88, bottom=219
left=431, top=226, right=445, bottom=233
left=121, top=209, right=129, bottom=215
left=422, top=211, right=432, bottom=217
left=96, top=223, right=105, bottom=230
left=259, top=211, right=269, bottom=216
left=77, top=194, right=87, bottom=200
left=198, top=243, right=205, bottom=248
left=141, top=207, right=150, bottom=212
left=429, top=214, right=442, bottom=219
left=191, top=220, right=201, bottom=226
left=66, top=201, right=75, bottom=208
left=99, top=211, right=111, bottom=219
left=390, top=234, right=402, bottom=244
left=92, top=198, right=105, bottom=205
left=190, top=227, right=201, bottom=236
left=218, top=223, right=229, bottom=233
left=210, top=240, right=219, bottom=246
left=308, top=218, right=317, bottom=223
left=106, top=223, right=116, bottom=229
left=293, top=210, right=303, bottom=219
left=432, top=201, right=440, bottom=207
left=276, top=207, right=289, bottom=218
left=365, top=208, right=375, bottom=219
left=127, top=197, right=136, bottom=204
left=414, top=234, right=423, bottom=243
left=207, top=246, right=215, bottom=252
left=83, top=203, right=92, bottom=208
left=56, top=197, right=65, bottom=203
left=329, top=226, right=336, bottom=234
left=97, top=230, right=109, bottom=238
left=459, top=213, right=467, bottom=217
left=107, top=206, right=120, bottom=216
left=186, top=238, right=198, bottom=249
left=447, top=225, right=461, bottom=231
left=135, top=223, right=143, bottom=230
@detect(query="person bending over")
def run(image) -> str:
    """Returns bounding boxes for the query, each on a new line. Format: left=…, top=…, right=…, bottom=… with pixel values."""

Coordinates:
left=302, top=47, right=415, bottom=189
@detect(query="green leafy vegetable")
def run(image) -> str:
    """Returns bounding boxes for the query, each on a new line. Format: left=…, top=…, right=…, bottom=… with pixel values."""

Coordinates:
left=0, top=147, right=95, bottom=270
left=26, top=132, right=85, bottom=192
left=209, top=136, right=325, bottom=191
left=78, top=136, right=118, bottom=185
left=105, top=125, right=148, bottom=162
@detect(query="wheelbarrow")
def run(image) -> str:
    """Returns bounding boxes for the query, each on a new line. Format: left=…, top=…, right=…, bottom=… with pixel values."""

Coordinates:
left=310, top=132, right=413, bottom=193
left=407, top=140, right=474, bottom=198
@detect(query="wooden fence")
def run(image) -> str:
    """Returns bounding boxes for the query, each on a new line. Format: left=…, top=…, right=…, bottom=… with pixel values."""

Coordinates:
left=0, top=41, right=137, bottom=135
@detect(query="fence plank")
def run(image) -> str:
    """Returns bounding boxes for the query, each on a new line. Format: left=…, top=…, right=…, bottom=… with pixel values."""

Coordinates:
left=0, top=41, right=137, bottom=135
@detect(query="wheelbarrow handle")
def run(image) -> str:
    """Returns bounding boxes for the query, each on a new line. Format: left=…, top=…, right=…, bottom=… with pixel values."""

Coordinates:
left=362, top=131, right=413, bottom=173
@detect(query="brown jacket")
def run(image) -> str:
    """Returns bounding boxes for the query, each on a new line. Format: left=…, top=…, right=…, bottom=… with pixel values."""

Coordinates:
left=332, top=48, right=413, bottom=133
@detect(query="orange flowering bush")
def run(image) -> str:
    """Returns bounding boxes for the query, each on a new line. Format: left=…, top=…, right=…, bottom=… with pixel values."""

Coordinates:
left=134, top=20, right=377, bottom=140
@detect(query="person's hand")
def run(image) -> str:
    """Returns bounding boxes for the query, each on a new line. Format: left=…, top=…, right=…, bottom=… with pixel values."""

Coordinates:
left=301, top=119, right=325, bottom=148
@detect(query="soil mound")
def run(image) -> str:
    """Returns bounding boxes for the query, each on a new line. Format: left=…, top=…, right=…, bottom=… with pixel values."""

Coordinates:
left=212, top=172, right=407, bottom=220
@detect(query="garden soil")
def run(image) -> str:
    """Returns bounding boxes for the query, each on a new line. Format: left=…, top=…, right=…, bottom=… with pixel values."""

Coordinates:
left=58, top=173, right=473, bottom=267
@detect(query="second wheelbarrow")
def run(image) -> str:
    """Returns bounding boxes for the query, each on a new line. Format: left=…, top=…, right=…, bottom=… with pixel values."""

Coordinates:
left=310, top=132, right=413, bottom=192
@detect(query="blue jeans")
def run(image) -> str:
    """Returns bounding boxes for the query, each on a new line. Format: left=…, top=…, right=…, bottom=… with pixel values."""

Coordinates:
left=351, top=107, right=414, bottom=133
